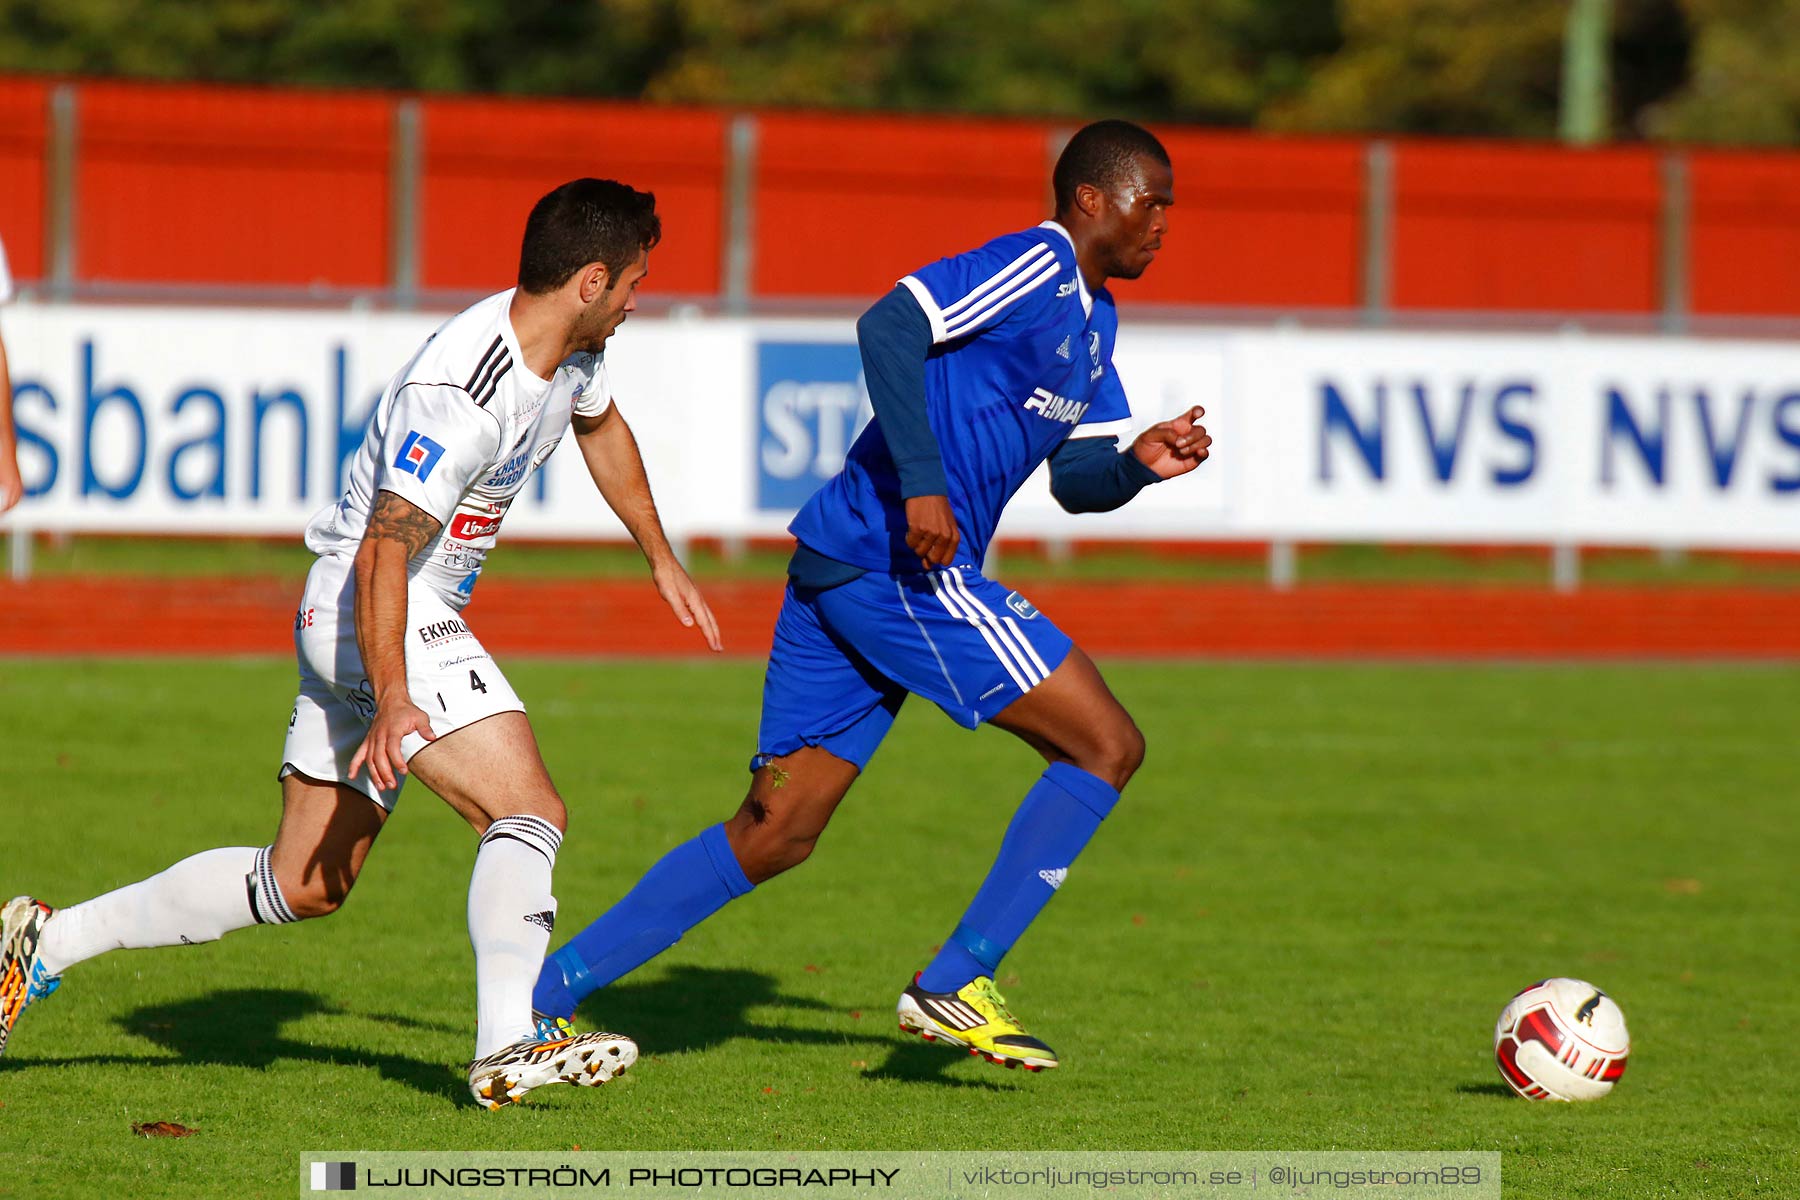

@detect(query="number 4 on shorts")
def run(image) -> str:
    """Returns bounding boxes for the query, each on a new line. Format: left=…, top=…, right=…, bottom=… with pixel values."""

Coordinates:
left=469, top=670, right=488, bottom=694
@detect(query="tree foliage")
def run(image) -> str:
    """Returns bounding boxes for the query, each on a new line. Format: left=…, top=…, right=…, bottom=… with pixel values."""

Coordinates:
left=0, top=0, right=1791, bottom=144
left=1644, top=0, right=1800, bottom=144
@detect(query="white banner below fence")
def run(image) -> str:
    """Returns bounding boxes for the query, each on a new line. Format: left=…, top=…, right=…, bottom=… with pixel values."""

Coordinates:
left=3, top=302, right=1797, bottom=549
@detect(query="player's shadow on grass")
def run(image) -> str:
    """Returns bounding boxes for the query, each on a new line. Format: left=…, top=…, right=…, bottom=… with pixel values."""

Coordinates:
left=594, top=967, right=1010, bottom=1091
left=859, top=1041, right=1012, bottom=1092
left=594, top=966, right=869, bottom=1055
left=10, top=988, right=467, bottom=1105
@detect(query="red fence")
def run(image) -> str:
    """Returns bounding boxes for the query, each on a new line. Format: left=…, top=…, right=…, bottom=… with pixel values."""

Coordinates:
left=418, top=97, right=727, bottom=297
left=1390, top=141, right=1663, bottom=313
left=0, top=79, right=49, bottom=284
left=2, top=74, right=1798, bottom=318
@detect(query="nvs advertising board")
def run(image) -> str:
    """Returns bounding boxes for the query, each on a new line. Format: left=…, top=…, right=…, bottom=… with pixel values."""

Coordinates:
left=4, top=302, right=1797, bottom=550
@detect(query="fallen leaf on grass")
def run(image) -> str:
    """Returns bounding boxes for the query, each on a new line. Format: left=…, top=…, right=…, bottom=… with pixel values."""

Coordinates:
left=132, top=1122, right=197, bottom=1138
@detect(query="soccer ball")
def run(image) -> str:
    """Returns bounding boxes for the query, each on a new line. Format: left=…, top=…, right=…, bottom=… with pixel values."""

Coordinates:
left=1493, top=978, right=1629, bottom=1101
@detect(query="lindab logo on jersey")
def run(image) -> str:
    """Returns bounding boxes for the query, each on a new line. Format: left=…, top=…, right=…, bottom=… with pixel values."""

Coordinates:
left=393, top=430, right=445, bottom=481
left=449, top=509, right=505, bottom=541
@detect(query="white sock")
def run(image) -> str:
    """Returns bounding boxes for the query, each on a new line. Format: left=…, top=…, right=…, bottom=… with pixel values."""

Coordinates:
left=36, top=846, right=290, bottom=976
left=469, top=815, right=562, bottom=1059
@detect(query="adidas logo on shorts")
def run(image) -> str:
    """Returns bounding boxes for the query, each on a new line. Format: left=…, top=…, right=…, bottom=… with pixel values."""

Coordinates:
left=524, top=911, right=555, bottom=932
left=1038, top=868, right=1068, bottom=890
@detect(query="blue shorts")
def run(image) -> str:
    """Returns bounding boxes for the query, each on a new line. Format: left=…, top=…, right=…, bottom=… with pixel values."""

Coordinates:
left=754, top=565, right=1072, bottom=771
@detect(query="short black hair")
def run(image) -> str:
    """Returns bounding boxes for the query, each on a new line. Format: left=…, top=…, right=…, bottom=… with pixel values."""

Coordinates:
left=1052, top=120, right=1171, bottom=214
left=517, top=178, right=662, bottom=295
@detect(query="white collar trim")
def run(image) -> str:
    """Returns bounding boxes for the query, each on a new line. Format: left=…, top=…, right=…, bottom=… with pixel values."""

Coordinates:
left=1038, top=220, right=1092, bottom=317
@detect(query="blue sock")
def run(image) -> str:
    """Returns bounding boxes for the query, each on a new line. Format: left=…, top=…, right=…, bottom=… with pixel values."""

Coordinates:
left=917, top=762, right=1119, bottom=994
left=533, top=823, right=753, bottom=1019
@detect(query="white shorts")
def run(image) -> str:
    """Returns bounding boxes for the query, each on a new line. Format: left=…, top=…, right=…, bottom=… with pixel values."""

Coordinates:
left=280, top=554, right=525, bottom=810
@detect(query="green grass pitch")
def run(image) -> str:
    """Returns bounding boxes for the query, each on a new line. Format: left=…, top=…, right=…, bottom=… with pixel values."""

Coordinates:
left=0, top=658, right=1795, bottom=1198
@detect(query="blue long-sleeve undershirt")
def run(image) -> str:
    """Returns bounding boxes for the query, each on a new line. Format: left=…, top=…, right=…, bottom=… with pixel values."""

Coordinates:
left=857, top=284, right=947, bottom=497
left=1046, top=432, right=1163, bottom=513
left=787, top=286, right=1161, bottom=588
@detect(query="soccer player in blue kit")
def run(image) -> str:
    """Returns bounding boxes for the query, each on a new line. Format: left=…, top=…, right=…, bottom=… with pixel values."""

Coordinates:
left=534, top=120, right=1211, bottom=1070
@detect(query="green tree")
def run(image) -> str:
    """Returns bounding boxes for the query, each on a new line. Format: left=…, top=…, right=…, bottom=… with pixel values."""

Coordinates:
left=7, top=0, right=1798, bottom=147
left=1257, top=0, right=1692, bottom=140
left=0, top=0, right=1343, bottom=124
left=1645, top=0, right=1800, bottom=143
left=610, top=0, right=1340, bottom=124
left=1260, top=0, right=1567, bottom=137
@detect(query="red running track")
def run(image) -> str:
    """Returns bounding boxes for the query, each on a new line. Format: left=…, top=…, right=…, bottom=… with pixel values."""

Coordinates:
left=2, top=577, right=1797, bottom=658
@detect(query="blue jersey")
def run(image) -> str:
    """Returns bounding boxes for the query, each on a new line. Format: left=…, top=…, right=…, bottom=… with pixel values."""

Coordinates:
left=789, top=221, right=1134, bottom=574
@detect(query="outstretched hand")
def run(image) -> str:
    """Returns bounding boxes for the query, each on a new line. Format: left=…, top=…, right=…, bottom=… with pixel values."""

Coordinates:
left=654, top=559, right=722, bottom=652
left=1130, top=405, right=1212, bottom=480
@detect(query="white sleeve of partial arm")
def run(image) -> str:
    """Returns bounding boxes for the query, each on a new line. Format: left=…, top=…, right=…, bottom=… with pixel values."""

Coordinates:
left=371, top=384, right=503, bottom=523
left=571, top=360, right=615, bottom=420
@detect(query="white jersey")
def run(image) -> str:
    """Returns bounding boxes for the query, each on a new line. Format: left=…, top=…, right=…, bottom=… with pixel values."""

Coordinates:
left=304, top=289, right=610, bottom=609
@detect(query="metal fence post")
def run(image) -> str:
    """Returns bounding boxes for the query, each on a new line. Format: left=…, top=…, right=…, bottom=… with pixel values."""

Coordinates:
left=389, top=98, right=423, bottom=310
left=1268, top=540, right=1297, bottom=590
left=46, top=83, right=78, bottom=301
left=6, top=524, right=31, bottom=581
left=721, top=113, right=758, bottom=315
left=1552, top=543, right=1581, bottom=593
left=1360, top=140, right=1394, bottom=327
left=1659, top=150, right=1689, bottom=336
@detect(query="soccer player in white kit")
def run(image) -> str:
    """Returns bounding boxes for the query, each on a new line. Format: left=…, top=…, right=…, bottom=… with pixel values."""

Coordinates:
left=0, top=179, right=720, bottom=1108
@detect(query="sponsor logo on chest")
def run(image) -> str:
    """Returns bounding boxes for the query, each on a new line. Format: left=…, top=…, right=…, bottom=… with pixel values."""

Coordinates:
left=449, top=510, right=504, bottom=541
left=484, top=443, right=533, bottom=489
left=1023, top=387, right=1090, bottom=425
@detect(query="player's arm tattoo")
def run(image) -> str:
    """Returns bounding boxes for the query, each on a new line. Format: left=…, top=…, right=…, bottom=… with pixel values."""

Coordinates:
left=365, top=489, right=443, bottom=558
